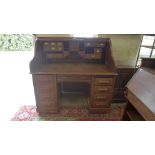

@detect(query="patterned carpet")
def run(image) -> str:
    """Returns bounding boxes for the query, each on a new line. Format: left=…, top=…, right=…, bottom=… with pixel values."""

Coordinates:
left=11, top=104, right=126, bottom=121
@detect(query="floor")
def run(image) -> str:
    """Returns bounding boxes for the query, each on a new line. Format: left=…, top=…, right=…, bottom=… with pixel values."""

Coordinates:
left=0, top=51, right=35, bottom=121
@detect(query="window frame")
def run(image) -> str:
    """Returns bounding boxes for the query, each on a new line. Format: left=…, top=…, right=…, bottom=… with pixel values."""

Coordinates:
left=136, top=35, right=155, bottom=67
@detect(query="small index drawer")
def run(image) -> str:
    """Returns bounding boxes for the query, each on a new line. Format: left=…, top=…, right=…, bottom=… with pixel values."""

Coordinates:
left=95, top=78, right=113, bottom=86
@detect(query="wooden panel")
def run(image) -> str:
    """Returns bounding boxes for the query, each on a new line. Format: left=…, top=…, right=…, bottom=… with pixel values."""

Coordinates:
left=126, top=68, right=155, bottom=114
left=34, top=75, right=52, bottom=82
left=112, top=67, right=135, bottom=102
left=33, top=74, right=58, bottom=114
left=126, top=110, right=144, bottom=121
left=126, top=90, right=155, bottom=121
left=32, top=63, right=117, bottom=76
left=113, top=89, right=125, bottom=102
left=47, top=53, right=64, bottom=59
left=124, top=65, right=155, bottom=121
left=57, top=75, right=91, bottom=83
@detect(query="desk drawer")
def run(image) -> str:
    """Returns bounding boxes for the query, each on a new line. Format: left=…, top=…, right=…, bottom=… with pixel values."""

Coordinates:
left=95, top=78, right=113, bottom=86
left=57, top=75, right=91, bottom=82
left=33, top=75, right=56, bottom=88
left=94, top=94, right=112, bottom=105
left=34, top=75, right=52, bottom=82
left=93, top=94, right=111, bottom=106
left=35, top=84, right=55, bottom=103
left=36, top=94, right=57, bottom=107
left=94, top=94, right=112, bottom=100
left=94, top=86, right=112, bottom=93
left=37, top=86, right=52, bottom=92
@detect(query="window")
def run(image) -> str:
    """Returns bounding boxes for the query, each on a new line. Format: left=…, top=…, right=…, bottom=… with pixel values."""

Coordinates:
left=136, top=35, right=155, bottom=66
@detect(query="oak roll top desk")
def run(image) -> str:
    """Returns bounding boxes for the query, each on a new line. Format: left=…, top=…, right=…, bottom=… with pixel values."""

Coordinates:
left=30, top=37, right=117, bottom=114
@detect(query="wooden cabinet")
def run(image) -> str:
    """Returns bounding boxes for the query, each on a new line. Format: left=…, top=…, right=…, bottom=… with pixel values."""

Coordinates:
left=112, top=67, right=135, bottom=102
left=33, top=75, right=58, bottom=114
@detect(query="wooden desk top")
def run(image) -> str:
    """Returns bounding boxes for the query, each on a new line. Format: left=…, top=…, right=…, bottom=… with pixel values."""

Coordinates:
left=126, top=67, right=155, bottom=120
left=31, top=63, right=117, bottom=76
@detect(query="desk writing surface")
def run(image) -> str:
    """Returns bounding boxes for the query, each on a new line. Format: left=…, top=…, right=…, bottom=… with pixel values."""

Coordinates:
left=126, top=67, right=155, bottom=114
left=32, top=63, right=117, bottom=76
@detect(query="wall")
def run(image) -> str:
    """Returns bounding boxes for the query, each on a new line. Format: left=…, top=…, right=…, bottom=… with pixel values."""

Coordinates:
left=98, top=34, right=142, bottom=67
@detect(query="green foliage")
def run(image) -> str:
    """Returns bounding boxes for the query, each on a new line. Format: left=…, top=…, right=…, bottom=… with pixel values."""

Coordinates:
left=0, top=34, right=33, bottom=51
